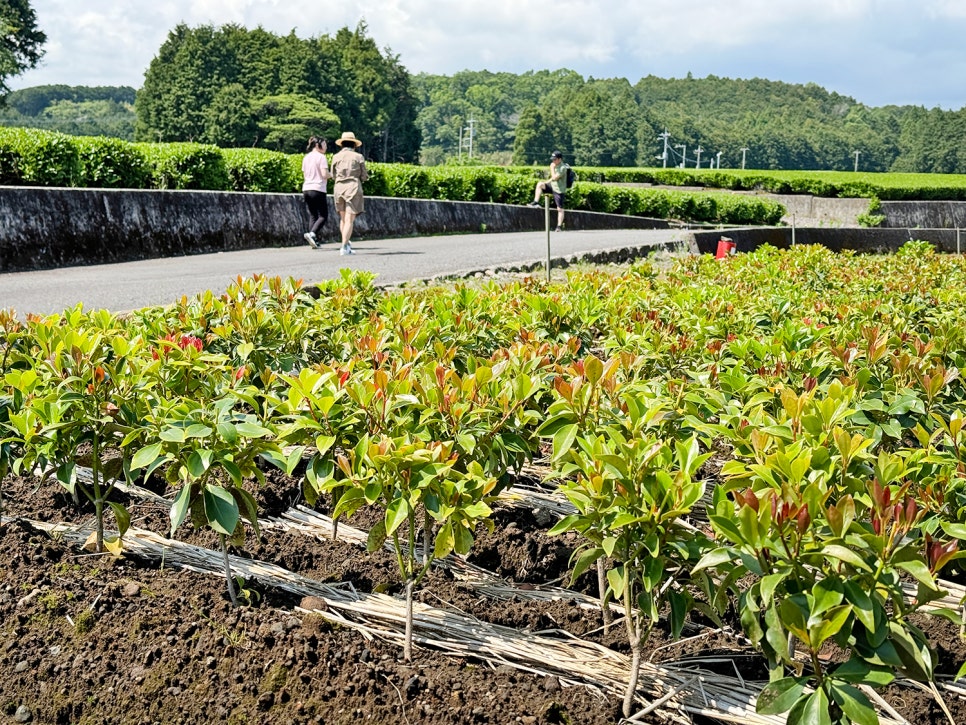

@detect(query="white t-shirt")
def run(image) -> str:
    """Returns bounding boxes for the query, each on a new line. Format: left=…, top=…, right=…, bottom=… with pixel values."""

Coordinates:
left=302, top=150, right=329, bottom=192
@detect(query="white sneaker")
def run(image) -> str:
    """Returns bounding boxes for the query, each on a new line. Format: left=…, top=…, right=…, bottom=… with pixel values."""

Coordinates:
left=303, top=232, right=318, bottom=248
left=340, top=245, right=353, bottom=256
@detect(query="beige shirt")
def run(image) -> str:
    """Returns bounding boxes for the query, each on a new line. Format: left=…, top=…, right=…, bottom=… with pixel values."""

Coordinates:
left=332, top=147, right=369, bottom=205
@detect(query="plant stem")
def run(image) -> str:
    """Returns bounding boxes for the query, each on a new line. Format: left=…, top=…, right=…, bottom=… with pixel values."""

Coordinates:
left=597, top=558, right=611, bottom=633
left=423, top=508, right=431, bottom=567
left=404, top=579, right=414, bottom=662
left=331, top=487, right=341, bottom=539
left=623, top=638, right=642, bottom=718
left=221, top=534, right=238, bottom=608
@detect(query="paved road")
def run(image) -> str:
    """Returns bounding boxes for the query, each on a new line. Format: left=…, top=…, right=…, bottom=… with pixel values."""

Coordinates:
left=0, top=228, right=686, bottom=316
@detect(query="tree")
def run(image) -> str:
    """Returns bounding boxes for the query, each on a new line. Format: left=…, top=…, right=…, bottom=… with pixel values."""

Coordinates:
left=567, top=81, right=639, bottom=167
left=512, top=104, right=569, bottom=165
left=203, top=83, right=258, bottom=148
left=135, top=22, right=419, bottom=158
left=252, top=94, right=340, bottom=153
left=0, top=0, right=46, bottom=95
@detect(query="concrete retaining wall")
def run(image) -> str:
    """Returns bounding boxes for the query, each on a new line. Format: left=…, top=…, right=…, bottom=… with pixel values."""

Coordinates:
left=0, top=186, right=668, bottom=273
left=687, top=226, right=966, bottom=256
left=880, top=201, right=966, bottom=230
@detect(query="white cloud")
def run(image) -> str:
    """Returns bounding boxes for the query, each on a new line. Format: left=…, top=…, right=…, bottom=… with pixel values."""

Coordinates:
left=8, top=0, right=966, bottom=108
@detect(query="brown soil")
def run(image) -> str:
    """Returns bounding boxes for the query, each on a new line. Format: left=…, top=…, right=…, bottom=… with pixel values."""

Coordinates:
left=0, top=470, right=964, bottom=725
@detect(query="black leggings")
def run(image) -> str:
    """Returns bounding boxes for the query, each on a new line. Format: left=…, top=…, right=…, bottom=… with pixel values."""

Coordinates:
left=303, top=190, right=328, bottom=235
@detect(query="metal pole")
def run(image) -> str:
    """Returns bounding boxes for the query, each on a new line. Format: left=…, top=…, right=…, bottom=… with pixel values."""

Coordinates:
left=853, top=150, right=860, bottom=173
left=458, top=126, right=463, bottom=162
left=958, top=227, right=961, bottom=255
left=791, top=213, right=796, bottom=246
left=740, top=147, right=749, bottom=170
left=545, top=195, right=551, bottom=282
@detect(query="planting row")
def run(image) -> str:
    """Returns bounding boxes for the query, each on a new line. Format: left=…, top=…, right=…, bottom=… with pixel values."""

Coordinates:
left=0, top=127, right=784, bottom=225
left=3, top=242, right=966, bottom=722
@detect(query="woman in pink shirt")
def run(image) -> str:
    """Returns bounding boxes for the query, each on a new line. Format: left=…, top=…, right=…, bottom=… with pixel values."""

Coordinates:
left=301, top=136, right=329, bottom=248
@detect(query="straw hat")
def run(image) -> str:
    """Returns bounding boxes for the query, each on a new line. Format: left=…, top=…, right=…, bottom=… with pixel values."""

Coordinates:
left=336, top=131, right=362, bottom=148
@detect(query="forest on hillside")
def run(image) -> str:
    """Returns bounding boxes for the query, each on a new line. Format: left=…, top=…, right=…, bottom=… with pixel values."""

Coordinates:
left=2, top=21, right=965, bottom=172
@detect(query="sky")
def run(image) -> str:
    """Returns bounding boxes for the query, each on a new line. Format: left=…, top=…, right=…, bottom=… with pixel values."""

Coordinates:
left=9, top=0, right=966, bottom=110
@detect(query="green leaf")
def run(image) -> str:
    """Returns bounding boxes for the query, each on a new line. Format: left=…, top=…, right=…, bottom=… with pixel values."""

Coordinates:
left=548, top=514, right=580, bottom=536
left=433, top=522, right=455, bottom=558
left=315, top=434, right=336, bottom=455
left=829, top=682, right=877, bottom=725
left=809, top=604, right=852, bottom=649
left=571, top=547, right=604, bottom=581
left=453, top=522, right=474, bottom=555
left=217, top=422, right=238, bottom=445
left=235, top=422, right=272, bottom=438
left=108, top=501, right=131, bottom=537
left=385, top=496, right=411, bottom=535
left=367, top=519, right=387, bottom=553
left=230, top=488, right=260, bottom=533
left=779, top=597, right=809, bottom=642
left=364, top=480, right=383, bottom=504
left=552, top=423, right=578, bottom=460
left=798, top=688, right=832, bottom=725
left=693, top=547, right=735, bottom=572
left=204, top=484, right=240, bottom=536
left=584, top=355, right=603, bottom=385
left=169, top=484, right=192, bottom=536
left=895, top=559, right=936, bottom=588
left=187, top=449, right=213, bottom=478
left=131, top=442, right=163, bottom=471
left=606, top=566, right=626, bottom=599
left=184, top=423, right=213, bottom=439
left=843, top=580, right=876, bottom=631
left=160, top=426, right=186, bottom=443
left=756, top=676, right=807, bottom=715
left=822, top=544, right=871, bottom=570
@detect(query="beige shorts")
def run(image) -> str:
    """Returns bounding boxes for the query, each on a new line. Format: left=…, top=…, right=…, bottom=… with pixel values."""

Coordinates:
left=334, top=181, right=365, bottom=215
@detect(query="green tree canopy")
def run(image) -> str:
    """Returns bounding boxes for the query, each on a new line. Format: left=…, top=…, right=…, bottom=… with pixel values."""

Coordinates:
left=0, top=0, right=45, bottom=95
left=135, top=22, right=419, bottom=161
left=252, top=94, right=340, bottom=153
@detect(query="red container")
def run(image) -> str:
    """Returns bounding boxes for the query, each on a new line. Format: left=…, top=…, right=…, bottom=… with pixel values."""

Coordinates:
left=715, top=237, right=736, bottom=259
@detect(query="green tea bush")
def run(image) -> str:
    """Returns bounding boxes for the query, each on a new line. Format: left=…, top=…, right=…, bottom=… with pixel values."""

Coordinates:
left=222, top=148, right=299, bottom=193
left=426, top=166, right=475, bottom=201
left=76, top=136, right=151, bottom=189
left=492, top=172, right=535, bottom=205
left=0, top=127, right=80, bottom=186
left=383, top=165, right=433, bottom=199
left=135, top=142, right=230, bottom=190
left=653, top=168, right=698, bottom=187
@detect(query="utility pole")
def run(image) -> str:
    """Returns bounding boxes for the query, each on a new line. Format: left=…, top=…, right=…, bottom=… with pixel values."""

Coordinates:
left=467, top=118, right=476, bottom=159
left=458, top=126, right=463, bottom=162
left=695, top=146, right=703, bottom=169
left=740, top=147, right=749, bottom=170
left=675, top=144, right=686, bottom=169
left=657, top=129, right=671, bottom=168
left=853, top=150, right=860, bottom=173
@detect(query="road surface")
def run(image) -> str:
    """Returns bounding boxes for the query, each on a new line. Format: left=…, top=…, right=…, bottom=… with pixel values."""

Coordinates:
left=0, top=228, right=686, bottom=316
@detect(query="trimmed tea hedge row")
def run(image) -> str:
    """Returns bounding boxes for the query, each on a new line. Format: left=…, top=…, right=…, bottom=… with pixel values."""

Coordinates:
left=0, top=127, right=784, bottom=225
left=529, top=164, right=966, bottom=201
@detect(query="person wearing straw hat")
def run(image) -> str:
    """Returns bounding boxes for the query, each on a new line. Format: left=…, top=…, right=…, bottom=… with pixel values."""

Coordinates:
left=331, top=131, right=369, bottom=256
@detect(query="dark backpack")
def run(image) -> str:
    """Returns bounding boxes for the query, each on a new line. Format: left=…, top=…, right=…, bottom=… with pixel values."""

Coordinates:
left=565, top=166, right=576, bottom=190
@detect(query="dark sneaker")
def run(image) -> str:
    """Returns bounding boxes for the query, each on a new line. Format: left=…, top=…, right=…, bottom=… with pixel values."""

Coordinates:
left=527, top=201, right=541, bottom=207
left=554, top=226, right=562, bottom=232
